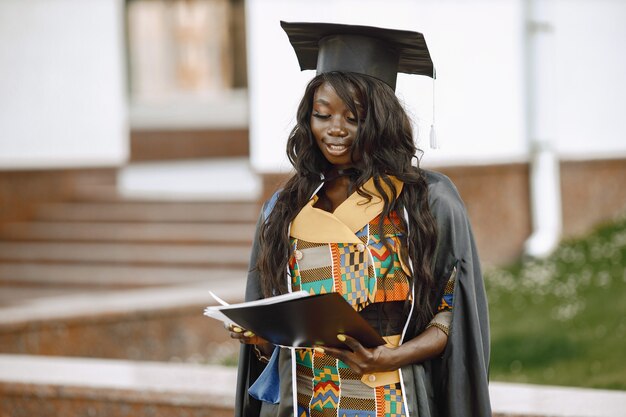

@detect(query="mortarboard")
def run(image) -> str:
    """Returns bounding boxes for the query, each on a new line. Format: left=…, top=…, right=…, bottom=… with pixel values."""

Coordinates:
left=280, top=21, right=435, bottom=91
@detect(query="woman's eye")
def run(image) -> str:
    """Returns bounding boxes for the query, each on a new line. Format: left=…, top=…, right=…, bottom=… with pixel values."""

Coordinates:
left=312, top=112, right=330, bottom=119
left=347, top=115, right=358, bottom=123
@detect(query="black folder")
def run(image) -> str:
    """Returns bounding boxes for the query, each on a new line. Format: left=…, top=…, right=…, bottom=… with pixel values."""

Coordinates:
left=217, top=292, right=385, bottom=348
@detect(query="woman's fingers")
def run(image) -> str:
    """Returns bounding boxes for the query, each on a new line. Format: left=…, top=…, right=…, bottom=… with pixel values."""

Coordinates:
left=321, top=346, right=362, bottom=373
left=229, top=329, right=268, bottom=346
left=337, top=334, right=369, bottom=355
left=226, top=323, right=253, bottom=343
left=323, top=335, right=370, bottom=375
left=224, top=323, right=262, bottom=343
left=229, top=331, right=245, bottom=340
left=320, top=346, right=347, bottom=361
left=224, top=323, right=244, bottom=333
left=320, top=335, right=393, bottom=375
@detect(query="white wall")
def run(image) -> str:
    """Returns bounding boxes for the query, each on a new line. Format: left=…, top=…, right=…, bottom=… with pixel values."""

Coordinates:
left=246, top=0, right=626, bottom=173
left=554, top=0, right=626, bottom=159
left=0, top=0, right=128, bottom=169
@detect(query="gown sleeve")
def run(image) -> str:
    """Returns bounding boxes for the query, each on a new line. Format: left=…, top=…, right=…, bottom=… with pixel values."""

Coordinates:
left=426, top=266, right=456, bottom=336
left=423, top=170, right=492, bottom=417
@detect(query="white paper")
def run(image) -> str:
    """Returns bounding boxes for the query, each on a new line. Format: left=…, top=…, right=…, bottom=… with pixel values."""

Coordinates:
left=202, top=290, right=310, bottom=327
left=208, top=290, right=230, bottom=306
left=203, top=306, right=239, bottom=327
left=216, top=290, right=309, bottom=310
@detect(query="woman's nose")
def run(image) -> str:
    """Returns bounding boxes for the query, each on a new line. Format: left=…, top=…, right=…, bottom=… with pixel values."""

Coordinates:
left=327, top=119, right=348, bottom=137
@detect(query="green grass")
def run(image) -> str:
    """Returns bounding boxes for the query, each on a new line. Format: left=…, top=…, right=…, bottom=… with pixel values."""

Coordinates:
left=485, top=213, right=626, bottom=390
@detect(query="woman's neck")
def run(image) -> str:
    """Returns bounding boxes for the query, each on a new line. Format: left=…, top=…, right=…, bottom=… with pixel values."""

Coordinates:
left=314, top=174, right=353, bottom=213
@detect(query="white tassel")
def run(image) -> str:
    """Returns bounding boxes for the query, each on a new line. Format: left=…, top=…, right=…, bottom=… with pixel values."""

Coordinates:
left=430, top=68, right=438, bottom=149
left=429, top=124, right=438, bottom=149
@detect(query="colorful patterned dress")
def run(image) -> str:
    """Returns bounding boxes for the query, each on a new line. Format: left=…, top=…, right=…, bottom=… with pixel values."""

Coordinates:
left=287, top=177, right=454, bottom=417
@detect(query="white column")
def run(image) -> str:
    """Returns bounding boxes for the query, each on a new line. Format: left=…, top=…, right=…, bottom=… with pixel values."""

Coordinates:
left=524, top=0, right=562, bottom=258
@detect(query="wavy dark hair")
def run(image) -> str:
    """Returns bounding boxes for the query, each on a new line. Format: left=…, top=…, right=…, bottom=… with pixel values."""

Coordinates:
left=257, top=71, right=438, bottom=331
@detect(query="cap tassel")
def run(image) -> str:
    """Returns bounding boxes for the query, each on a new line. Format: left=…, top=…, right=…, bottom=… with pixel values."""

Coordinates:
left=429, top=124, right=438, bottom=149
left=429, top=68, right=438, bottom=149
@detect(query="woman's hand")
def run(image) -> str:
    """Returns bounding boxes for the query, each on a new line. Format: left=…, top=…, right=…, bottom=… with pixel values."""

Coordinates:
left=225, top=323, right=274, bottom=358
left=320, top=327, right=448, bottom=376
left=226, top=323, right=268, bottom=345
left=320, top=334, right=399, bottom=375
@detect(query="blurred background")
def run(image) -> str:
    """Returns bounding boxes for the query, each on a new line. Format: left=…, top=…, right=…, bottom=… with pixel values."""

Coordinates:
left=0, top=0, right=624, bottom=416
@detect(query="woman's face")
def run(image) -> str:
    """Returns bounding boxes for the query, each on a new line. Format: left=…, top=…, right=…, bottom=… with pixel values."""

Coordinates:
left=310, top=82, right=360, bottom=170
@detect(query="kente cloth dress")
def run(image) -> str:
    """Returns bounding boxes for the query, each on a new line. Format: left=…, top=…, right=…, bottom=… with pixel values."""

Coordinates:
left=235, top=170, right=492, bottom=417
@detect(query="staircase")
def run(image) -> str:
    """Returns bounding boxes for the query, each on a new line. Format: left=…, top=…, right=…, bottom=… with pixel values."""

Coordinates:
left=0, top=175, right=263, bottom=415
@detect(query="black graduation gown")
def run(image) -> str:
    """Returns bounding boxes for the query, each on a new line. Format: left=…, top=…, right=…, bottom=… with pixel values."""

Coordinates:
left=234, top=170, right=492, bottom=417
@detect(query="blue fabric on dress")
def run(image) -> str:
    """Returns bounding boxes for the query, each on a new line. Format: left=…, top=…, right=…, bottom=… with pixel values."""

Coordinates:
left=248, top=346, right=281, bottom=404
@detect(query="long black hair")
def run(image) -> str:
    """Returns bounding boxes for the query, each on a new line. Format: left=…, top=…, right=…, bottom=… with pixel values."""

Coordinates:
left=257, top=71, right=438, bottom=331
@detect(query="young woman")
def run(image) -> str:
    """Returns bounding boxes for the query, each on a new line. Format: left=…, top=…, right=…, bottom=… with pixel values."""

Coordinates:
left=231, top=22, right=491, bottom=417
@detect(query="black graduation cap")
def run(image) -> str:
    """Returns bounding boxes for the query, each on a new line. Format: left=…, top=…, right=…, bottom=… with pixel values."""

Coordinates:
left=280, top=21, right=435, bottom=91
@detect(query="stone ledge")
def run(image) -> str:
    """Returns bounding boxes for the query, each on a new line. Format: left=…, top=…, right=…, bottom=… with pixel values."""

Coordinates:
left=491, top=381, right=626, bottom=417
left=0, top=355, right=234, bottom=417
left=0, top=264, right=245, bottom=289
left=0, top=281, right=245, bottom=361
left=0, top=355, right=234, bottom=405
left=1, top=355, right=625, bottom=417
left=0, top=279, right=246, bottom=329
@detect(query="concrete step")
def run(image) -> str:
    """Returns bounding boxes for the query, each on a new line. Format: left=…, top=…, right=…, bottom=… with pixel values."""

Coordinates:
left=33, top=201, right=260, bottom=223
left=490, top=381, right=626, bottom=417
left=117, top=158, right=261, bottom=201
left=0, top=242, right=251, bottom=268
left=68, top=184, right=122, bottom=202
left=0, top=355, right=235, bottom=417
left=0, top=263, right=246, bottom=288
left=0, top=221, right=255, bottom=244
left=1, top=354, right=625, bottom=417
left=0, top=280, right=244, bottom=361
left=0, top=286, right=112, bottom=308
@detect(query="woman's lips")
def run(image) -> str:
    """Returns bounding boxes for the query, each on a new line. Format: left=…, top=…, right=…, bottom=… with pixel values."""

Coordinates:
left=324, top=142, right=350, bottom=156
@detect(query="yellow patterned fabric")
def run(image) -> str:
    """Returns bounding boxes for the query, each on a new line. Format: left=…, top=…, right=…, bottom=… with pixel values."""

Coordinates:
left=290, top=180, right=410, bottom=417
